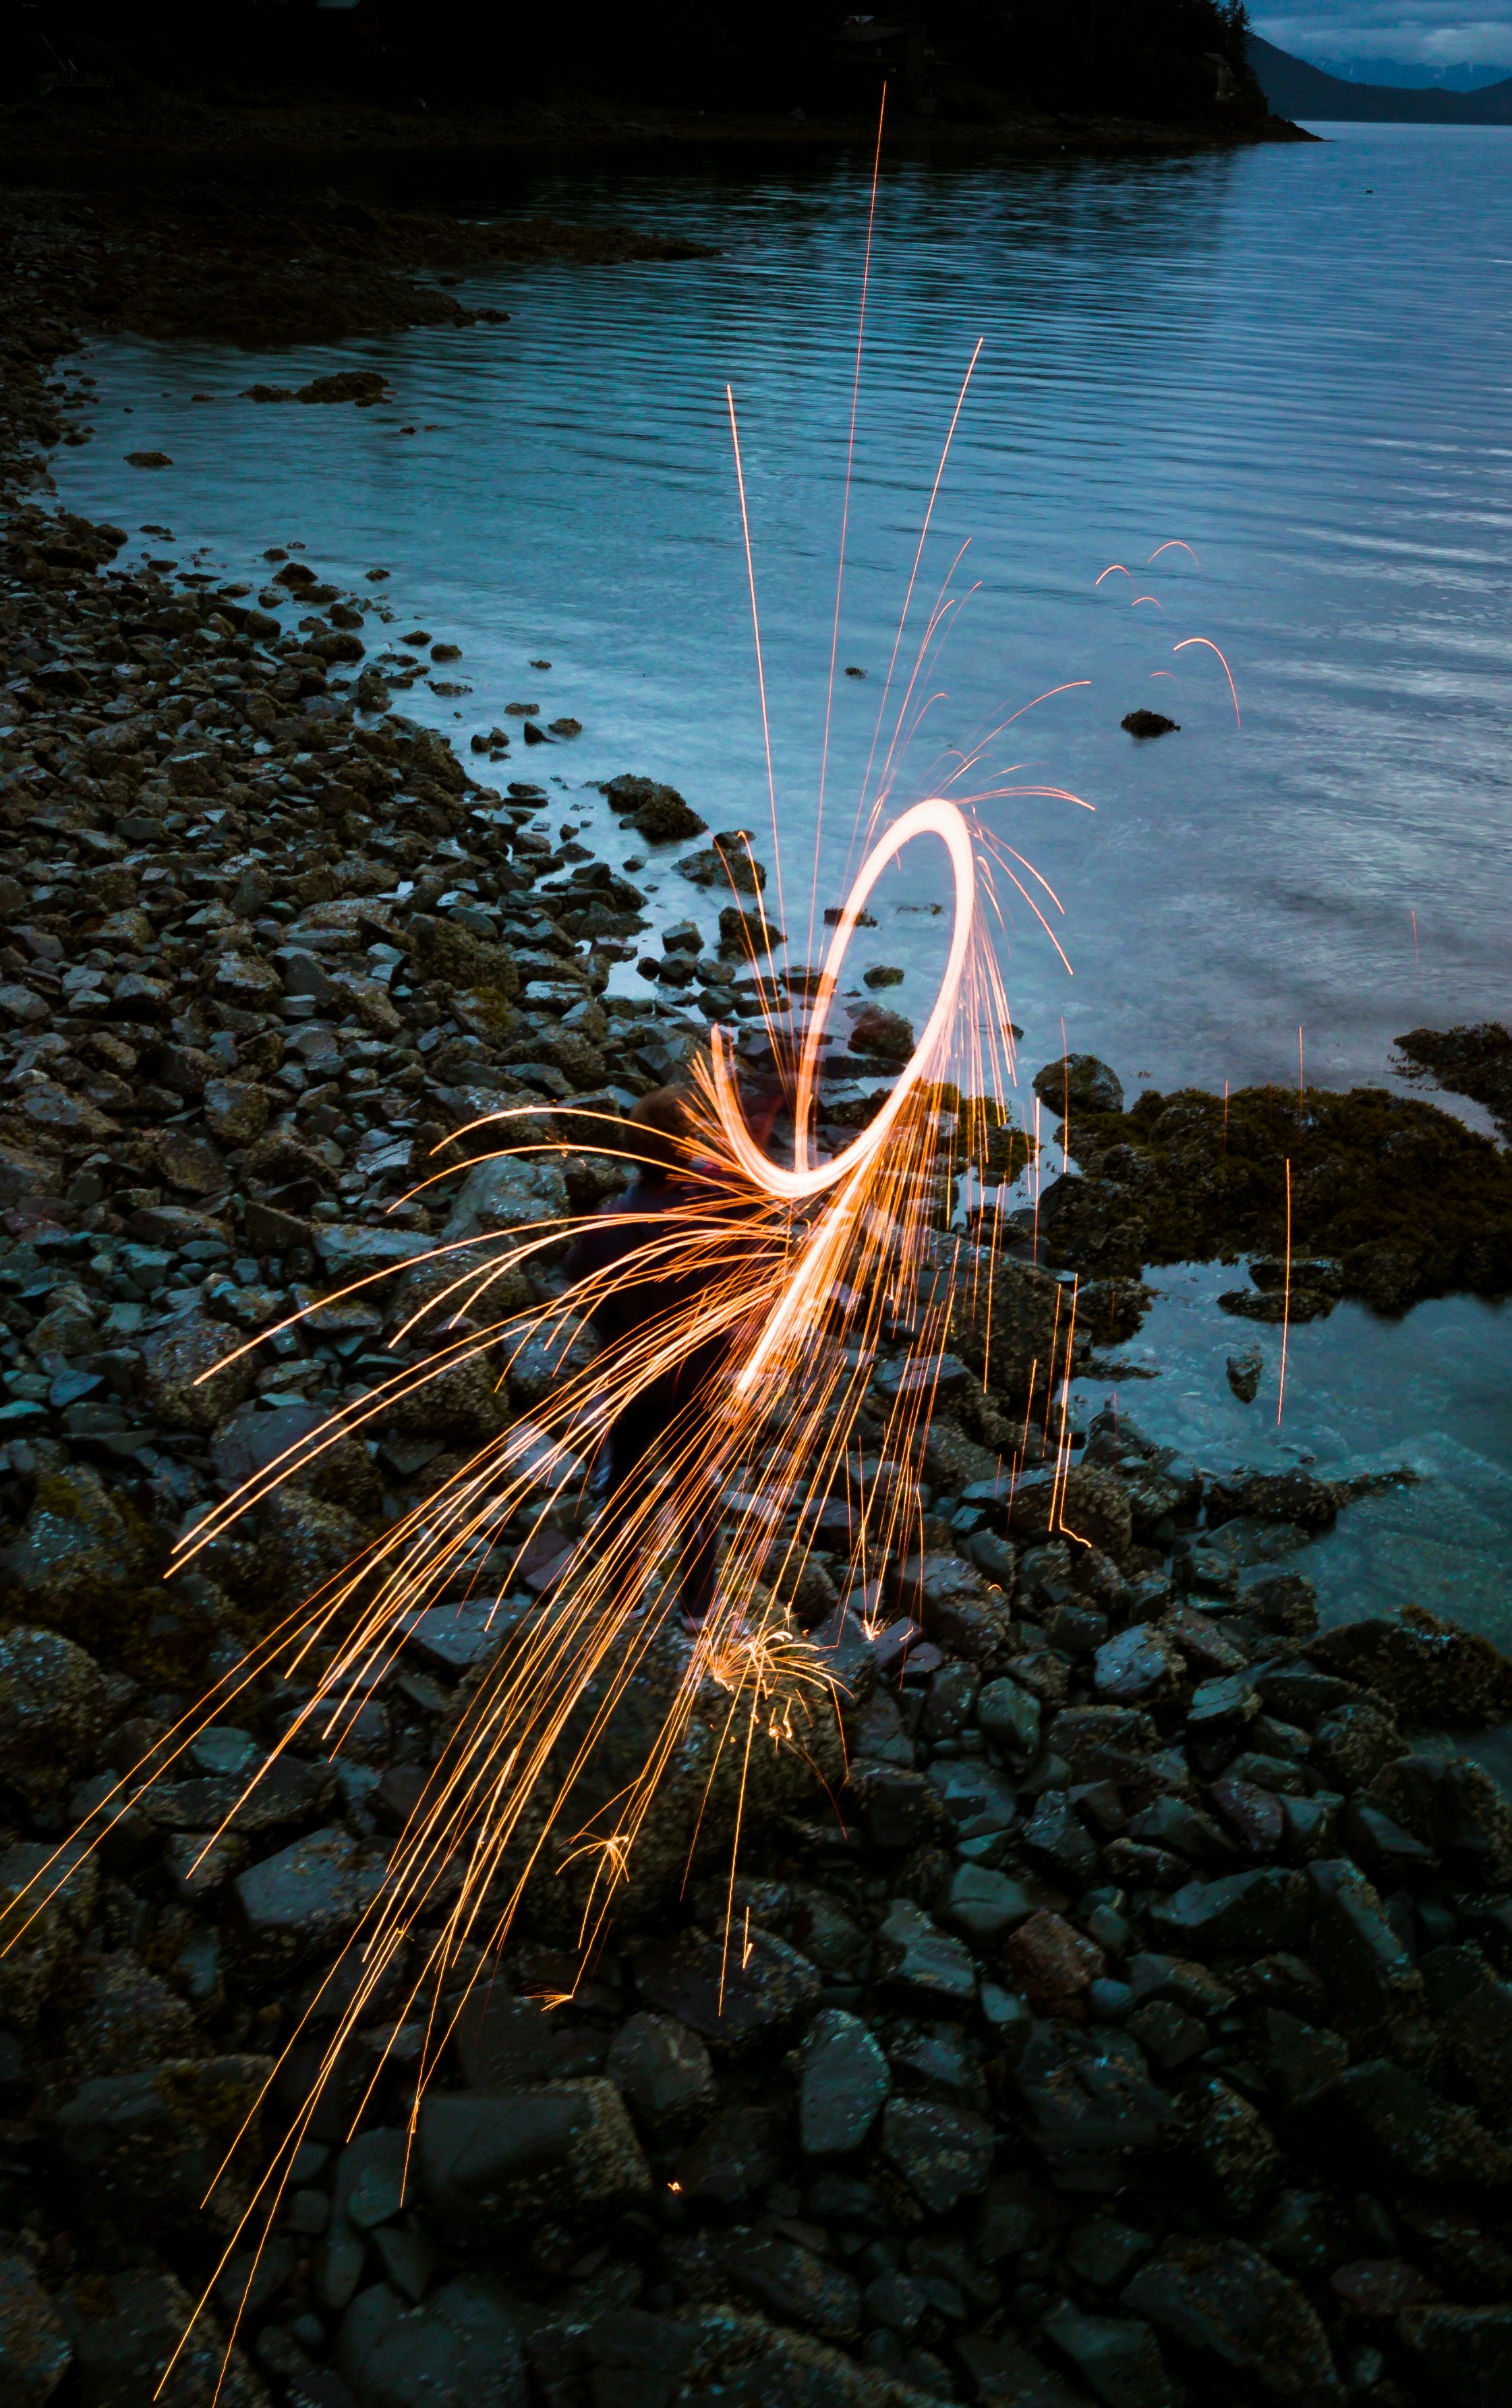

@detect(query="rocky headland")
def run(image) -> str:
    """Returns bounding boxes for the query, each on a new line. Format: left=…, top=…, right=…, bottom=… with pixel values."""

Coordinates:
left=0, top=166, right=1511, bottom=2408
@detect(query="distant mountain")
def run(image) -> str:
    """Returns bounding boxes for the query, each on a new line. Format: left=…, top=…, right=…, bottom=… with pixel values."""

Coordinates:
left=1248, top=33, right=1512, bottom=123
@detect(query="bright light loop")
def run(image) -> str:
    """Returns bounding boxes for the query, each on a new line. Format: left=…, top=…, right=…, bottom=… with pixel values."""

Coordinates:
left=709, top=796, right=975, bottom=1200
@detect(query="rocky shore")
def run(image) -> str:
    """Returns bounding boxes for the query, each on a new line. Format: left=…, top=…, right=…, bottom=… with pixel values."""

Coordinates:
left=1, top=177, right=1511, bottom=2408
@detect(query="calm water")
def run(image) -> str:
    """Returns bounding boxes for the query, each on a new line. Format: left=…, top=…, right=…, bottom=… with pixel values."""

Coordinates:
left=50, top=121, right=1512, bottom=1620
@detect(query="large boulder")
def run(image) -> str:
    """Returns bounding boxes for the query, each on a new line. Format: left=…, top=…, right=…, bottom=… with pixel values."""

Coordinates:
left=52, top=2056, right=272, bottom=2241
left=442, top=1151, right=571, bottom=1246
left=58, top=2266, right=269, bottom=2407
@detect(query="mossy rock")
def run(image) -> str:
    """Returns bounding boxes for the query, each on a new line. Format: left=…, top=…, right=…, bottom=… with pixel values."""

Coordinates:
left=1047, top=1079, right=1512, bottom=1310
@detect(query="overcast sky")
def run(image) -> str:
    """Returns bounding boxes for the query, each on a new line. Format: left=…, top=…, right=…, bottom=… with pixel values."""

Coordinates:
left=1255, top=5, right=1512, bottom=71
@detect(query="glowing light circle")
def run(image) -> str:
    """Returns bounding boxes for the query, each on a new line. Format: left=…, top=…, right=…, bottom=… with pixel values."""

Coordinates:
left=709, top=796, right=975, bottom=1200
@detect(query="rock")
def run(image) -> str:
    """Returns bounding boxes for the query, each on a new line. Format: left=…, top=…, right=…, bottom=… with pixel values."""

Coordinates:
left=1059, top=1465, right=1134, bottom=1561
left=1306, top=1858, right=1426, bottom=2042
left=1094, top=1624, right=1184, bottom=1707
left=1024, top=1791, right=1102, bottom=1887
left=633, top=1924, right=822, bottom=2053
left=978, top=1675, right=1041, bottom=1764
left=1122, top=2239, right=1339, bottom=2407
left=1151, top=1870, right=1306, bottom=1957
left=141, top=1310, right=258, bottom=1433
left=203, top=1078, right=272, bottom=1144
left=234, top=1829, right=388, bottom=1976
left=441, top=1151, right=570, bottom=1244
left=53, top=2055, right=271, bottom=2240
left=1186, top=2076, right=1284, bottom=2221
left=1, top=1468, right=144, bottom=1627
left=1226, top=1345, right=1264, bottom=1403
left=1395, top=2303, right=1512, bottom=2408
left=941, top=1864, right=1040, bottom=1946
left=926, top=1753, right=1019, bottom=1839
left=999, top=1912, right=1107, bottom=2015
left=154, top=1127, right=223, bottom=1193
left=337, top=2276, right=526, bottom=2408
left=875, top=1898, right=978, bottom=2011
left=879, top=2096, right=995, bottom=2214
left=0, top=2251, right=70, bottom=2404
left=1121, top=710, right=1178, bottom=739
left=725, top=2234, right=863, bottom=2343
left=848, top=1003, right=914, bottom=1062
left=674, top=2104, right=787, bottom=2205
left=1043, top=2306, right=1172, bottom=2408
left=1014, top=2021, right=1177, bottom=2178
left=604, top=774, right=706, bottom=842
left=60, top=2266, right=269, bottom=2407
left=0, top=1627, right=110, bottom=1808
left=1312, top=1609, right=1512, bottom=1729
left=61, top=1950, right=201, bottom=2078
left=1033, top=1054, right=1124, bottom=1114
left=417, top=2080, right=651, bottom=2243
left=0, top=1839, right=97, bottom=2031
left=604, top=2011, right=717, bottom=2141
left=1206, top=1470, right=1337, bottom=1529
left=1305, top=2060, right=1512, bottom=2188
left=1311, top=1701, right=1404, bottom=1790
left=798, top=2009, right=891, bottom=2154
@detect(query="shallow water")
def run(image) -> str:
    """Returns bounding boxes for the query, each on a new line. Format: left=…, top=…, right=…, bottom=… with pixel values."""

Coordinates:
left=48, top=119, right=1512, bottom=1619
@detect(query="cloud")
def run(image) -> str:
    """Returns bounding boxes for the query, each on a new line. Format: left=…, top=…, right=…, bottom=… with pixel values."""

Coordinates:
left=1255, top=7, right=1512, bottom=69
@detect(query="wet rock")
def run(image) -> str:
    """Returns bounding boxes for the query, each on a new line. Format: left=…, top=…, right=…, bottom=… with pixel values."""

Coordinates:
left=1207, top=1469, right=1337, bottom=1528
left=59, top=2266, right=270, bottom=2407
left=1395, top=2303, right=1512, bottom=2408
left=337, top=2276, right=526, bottom=2408
left=605, top=2011, right=718, bottom=2141
left=1121, top=710, right=1178, bottom=739
left=604, top=774, right=707, bottom=842
left=880, top=2095, right=995, bottom=2214
left=0, top=1626, right=111, bottom=1809
left=798, top=2009, right=891, bottom=2154
left=417, top=2080, right=651, bottom=2243
left=53, top=2055, right=271, bottom=2241
left=1312, top=1609, right=1512, bottom=1729
left=0, top=2251, right=70, bottom=2404
left=1227, top=1344, right=1264, bottom=1403
left=1094, top=1624, right=1184, bottom=1708
left=1033, top=1054, right=1125, bottom=1114
left=1186, top=2075, right=1284, bottom=2220
left=1122, top=2237, right=1340, bottom=2407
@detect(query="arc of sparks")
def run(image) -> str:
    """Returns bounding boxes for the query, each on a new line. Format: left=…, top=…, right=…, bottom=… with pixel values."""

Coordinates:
left=1095, top=564, right=1133, bottom=585
left=1148, top=540, right=1200, bottom=565
left=1172, top=635, right=1241, bottom=727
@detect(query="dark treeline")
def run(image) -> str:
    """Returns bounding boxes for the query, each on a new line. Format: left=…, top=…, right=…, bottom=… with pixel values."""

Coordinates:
left=8, top=0, right=1270, bottom=128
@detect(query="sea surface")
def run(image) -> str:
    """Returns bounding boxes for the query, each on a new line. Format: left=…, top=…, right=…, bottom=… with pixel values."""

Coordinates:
left=49, top=120, right=1512, bottom=1627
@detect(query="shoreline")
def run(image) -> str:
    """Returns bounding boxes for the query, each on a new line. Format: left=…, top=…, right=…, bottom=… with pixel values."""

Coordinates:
left=0, top=92, right=1317, bottom=181
left=1, top=166, right=1510, bottom=2408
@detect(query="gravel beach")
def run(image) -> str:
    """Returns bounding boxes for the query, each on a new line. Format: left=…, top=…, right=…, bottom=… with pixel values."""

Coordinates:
left=1, top=174, right=1511, bottom=2408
